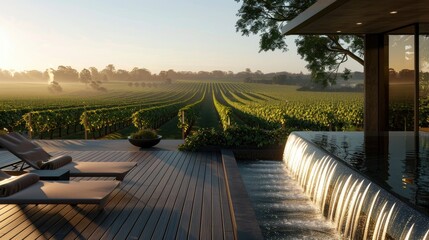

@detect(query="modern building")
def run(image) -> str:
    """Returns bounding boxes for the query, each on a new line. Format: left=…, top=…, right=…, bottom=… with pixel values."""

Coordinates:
left=282, top=0, right=429, bottom=138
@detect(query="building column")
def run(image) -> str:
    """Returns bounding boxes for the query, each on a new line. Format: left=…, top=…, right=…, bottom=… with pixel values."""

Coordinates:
left=364, top=34, right=389, bottom=137
left=364, top=34, right=389, bottom=176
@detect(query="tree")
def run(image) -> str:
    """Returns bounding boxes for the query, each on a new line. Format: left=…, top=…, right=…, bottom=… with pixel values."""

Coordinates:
left=79, top=68, right=92, bottom=86
left=26, top=70, right=46, bottom=81
left=116, top=69, right=130, bottom=81
left=89, top=67, right=101, bottom=81
left=4, top=69, right=46, bottom=82
left=0, top=69, right=13, bottom=81
left=211, top=70, right=227, bottom=79
left=234, top=0, right=364, bottom=87
left=166, top=69, right=177, bottom=80
left=158, top=70, right=167, bottom=80
left=101, top=64, right=116, bottom=81
left=130, top=67, right=152, bottom=81
left=54, top=66, right=79, bottom=82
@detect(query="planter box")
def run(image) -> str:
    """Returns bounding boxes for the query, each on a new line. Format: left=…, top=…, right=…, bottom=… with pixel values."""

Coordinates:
left=128, top=135, right=162, bottom=148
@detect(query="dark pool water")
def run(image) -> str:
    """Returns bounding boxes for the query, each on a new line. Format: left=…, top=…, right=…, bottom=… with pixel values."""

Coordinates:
left=296, top=131, right=429, bottom=214
left=238, top=161, right=339, bottom=240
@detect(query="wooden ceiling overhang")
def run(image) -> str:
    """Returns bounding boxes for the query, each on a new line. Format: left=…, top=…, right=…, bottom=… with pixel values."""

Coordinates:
left=281, top=0, right=429, bottom=35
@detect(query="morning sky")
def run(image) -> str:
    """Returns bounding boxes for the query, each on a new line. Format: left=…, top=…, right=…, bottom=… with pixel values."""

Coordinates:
left=0, top=0, right=363, bottom=74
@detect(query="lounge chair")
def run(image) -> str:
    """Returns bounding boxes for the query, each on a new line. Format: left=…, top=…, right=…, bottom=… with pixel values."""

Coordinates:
left=0, top=132, right=136, bottom=180
left=0, top=170, right=118, bottom=208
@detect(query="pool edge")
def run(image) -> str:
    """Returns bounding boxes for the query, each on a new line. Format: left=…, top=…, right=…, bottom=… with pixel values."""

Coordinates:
left=221, top=149, right=264, bottom=240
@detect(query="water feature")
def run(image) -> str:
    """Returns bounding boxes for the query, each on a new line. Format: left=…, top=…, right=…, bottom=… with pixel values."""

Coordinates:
left=238, top=160, right=339, bottom=239
left=296, top=131, right=429, bottom=212
left=238, top=132, right=429, bottom=239
left=283, top=132, right=429, bottom=239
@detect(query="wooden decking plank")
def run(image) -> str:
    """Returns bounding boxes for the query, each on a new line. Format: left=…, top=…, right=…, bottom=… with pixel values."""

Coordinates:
left=47, top=203, right=99, bottom=239
left=147, top=152, right=194, bottom=239
left=0, top=204, right=20, bottom=220
left=0, top=144, right=238, bottom=240
left=88, top=150, right=127, bottom=162
left=86, top=151, right=165, bottom=239
left=146, top=151, right=182, bottom=198
left=218, top=152, right=235, bottom=240
left=70, top=150, right=107, bottom=162
left=111, top=150, right=179, bottom=238
left=61, top=151, right=163, bottom=239
left=85, top=190, right=136, bottom=239
left=161, top=152, right=198, bottom=240
left=59, top=154, right=151, bottom=239
left=95, top=151, right=138, bottom=162
left=139, top=153, right=187, bottom=239
left=200, top=152, right=213, bottom=240
left=54, top=197, right=121, bottom=238
left=15, top=204, right=71, bottom=239
left=57, top=203, right=108, bottom=239
left=42, top=151, right=146, bottom=239
left=187, top=152, right=208, bottom=240
left=212, top=152, right=224, bottom=240
left=123, top=150, right=184, bottom=239
left=0, top=204, right=51, bottom=239
left=46, top=199, right=101, bottom=237
left=0, top=201, right=30, bottom=220
left=168, top=151, right=202, bottom=240
left=45, top=206, right=99, bottom=240
left=36, top=152, right=145, bottom=238
left=30, top=146, right=138, bottom=239
left=0, top=204, right=46, bottom=235
left=27, top=205, right=78, bottom=240
left=111, top=151, right=180, bottom=239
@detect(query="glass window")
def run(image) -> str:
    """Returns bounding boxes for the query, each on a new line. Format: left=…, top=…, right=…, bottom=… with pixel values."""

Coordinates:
left=419, top=25, right=429, bottom=130
left=388, top=26, right=416, bottom=131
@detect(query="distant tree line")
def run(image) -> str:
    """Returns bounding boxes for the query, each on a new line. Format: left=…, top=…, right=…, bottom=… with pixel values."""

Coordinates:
left=0, top=65, right=274, bottom=82
left=0, top=64, right=364, bottom=87
left=0, top=64, right=156, bottom=83
left=244, top=72, right=312, bottom=85
left=245, top=71, right=364, bottom=87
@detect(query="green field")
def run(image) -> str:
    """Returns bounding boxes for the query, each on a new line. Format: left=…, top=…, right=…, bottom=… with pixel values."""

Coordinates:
left=0, top=80, right=366, bottom=148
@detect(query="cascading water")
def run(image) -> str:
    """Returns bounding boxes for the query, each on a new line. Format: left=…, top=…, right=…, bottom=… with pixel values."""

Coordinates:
left=238, top=160, right=339, bottom=239
left=283, top=132, right=429, bottom=239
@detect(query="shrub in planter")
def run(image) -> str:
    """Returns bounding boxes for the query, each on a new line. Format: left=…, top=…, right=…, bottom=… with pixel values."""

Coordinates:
left=128, top=129, right=162, bottom=148
left=179, top=126, right=291, bottom=151
left=130, top=129, right=158, bottom=139
left=178, top=128, right=225, bottom=151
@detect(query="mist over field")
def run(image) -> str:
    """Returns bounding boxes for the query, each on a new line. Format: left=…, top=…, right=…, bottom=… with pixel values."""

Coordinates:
left=0, top=64, right=365, bottom=97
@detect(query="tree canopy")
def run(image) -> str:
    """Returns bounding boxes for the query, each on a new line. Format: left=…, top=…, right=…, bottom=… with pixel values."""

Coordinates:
left=234, top=0, right=364, bottom=86
left=79, top=68, right=92, bottom=85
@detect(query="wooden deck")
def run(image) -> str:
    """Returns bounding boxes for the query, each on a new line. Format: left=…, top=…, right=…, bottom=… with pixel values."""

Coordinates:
left=0, top=146, right=236, bottom=239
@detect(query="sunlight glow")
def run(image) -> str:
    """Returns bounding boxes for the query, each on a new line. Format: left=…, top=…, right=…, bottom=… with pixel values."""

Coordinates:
left=0, top=2, right=363, bottom=74
left=0, top=27, right=13, bottom=69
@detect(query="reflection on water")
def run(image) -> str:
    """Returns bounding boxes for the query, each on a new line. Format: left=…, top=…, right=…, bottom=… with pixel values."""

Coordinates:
left=299, top=131, right=429, bottom=213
